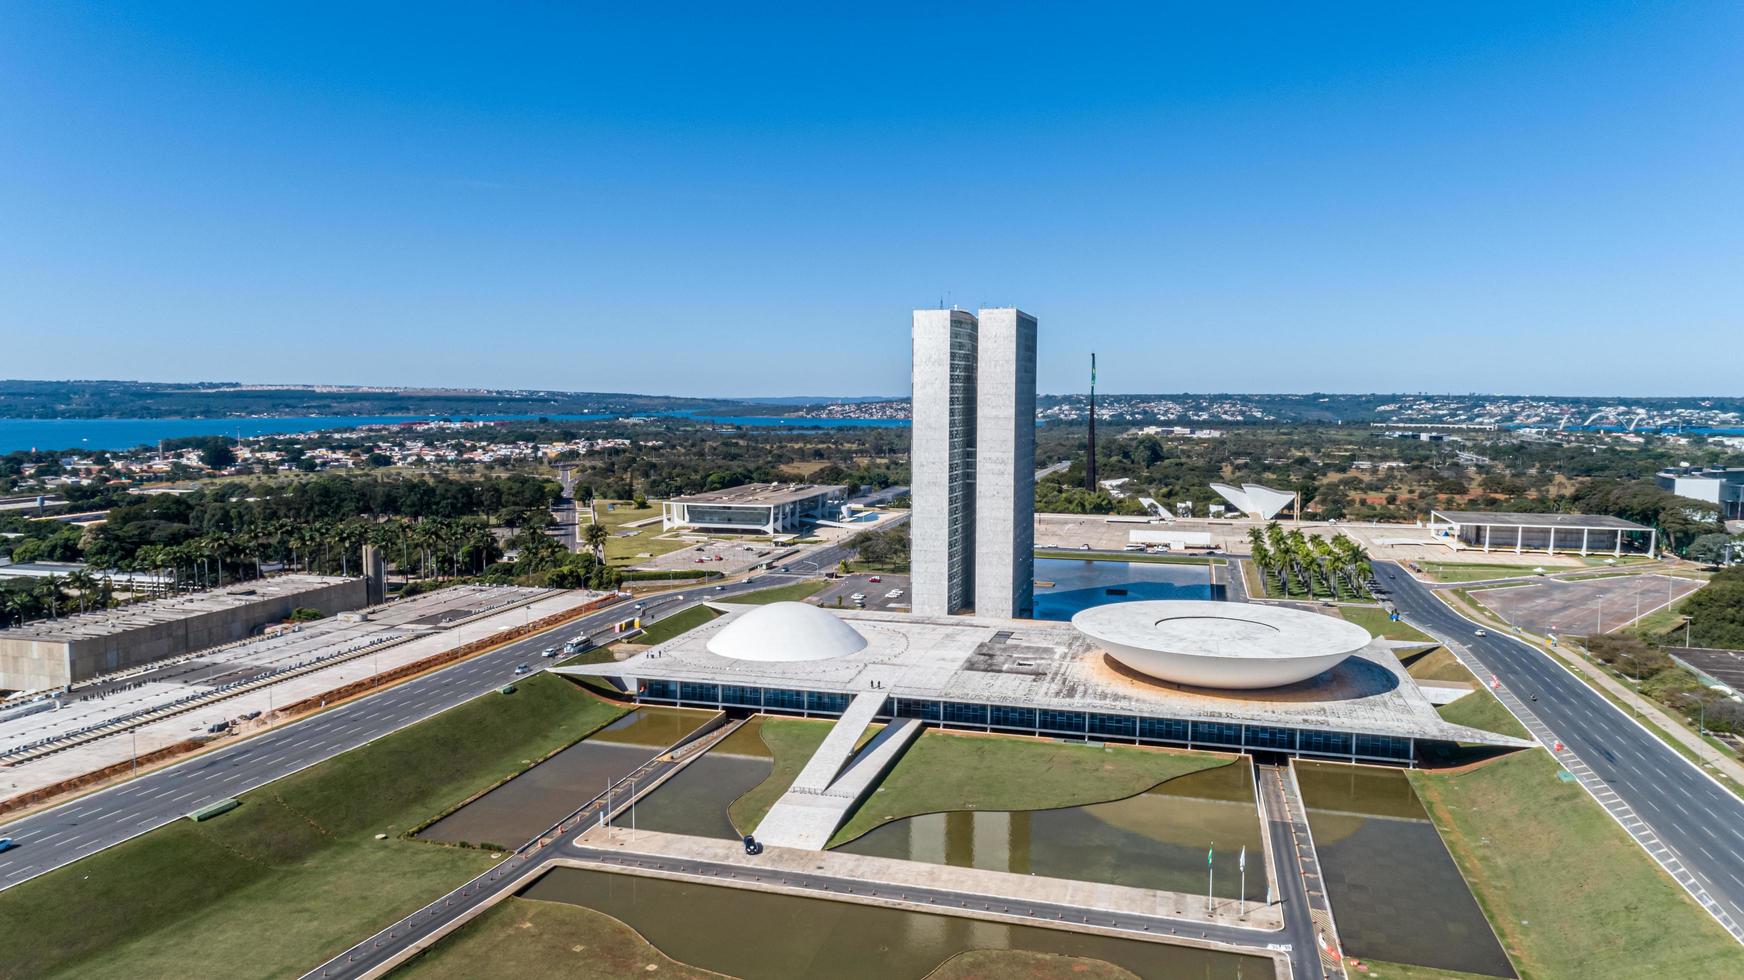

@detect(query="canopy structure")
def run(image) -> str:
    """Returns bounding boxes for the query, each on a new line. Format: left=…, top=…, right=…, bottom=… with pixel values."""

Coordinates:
left=1209, top=483, right=1296, bottom=520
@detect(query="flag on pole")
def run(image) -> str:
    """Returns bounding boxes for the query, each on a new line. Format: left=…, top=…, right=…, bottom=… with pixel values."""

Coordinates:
left=1208, top=844, right=1214, bottom=867
left=1240, top=846, right=1246, bottom=872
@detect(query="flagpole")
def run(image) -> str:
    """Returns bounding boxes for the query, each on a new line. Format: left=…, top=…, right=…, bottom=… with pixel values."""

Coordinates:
left=1240, top=845, right=1247, bottom=918
left=1208, top=842, right=1214, bottom=914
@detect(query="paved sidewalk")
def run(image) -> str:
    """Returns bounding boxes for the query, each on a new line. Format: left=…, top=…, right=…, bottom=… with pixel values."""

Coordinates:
left=582, top=826, right=1286, bottom=931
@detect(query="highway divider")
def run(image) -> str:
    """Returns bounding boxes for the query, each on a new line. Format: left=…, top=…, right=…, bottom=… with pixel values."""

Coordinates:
left=274, top=593, right=621, bottom=719
left=0, top=591, right=624, bottom=820
left=0, top=737, right=210, bottom=818
left=187, top=798, right=239, bottom=821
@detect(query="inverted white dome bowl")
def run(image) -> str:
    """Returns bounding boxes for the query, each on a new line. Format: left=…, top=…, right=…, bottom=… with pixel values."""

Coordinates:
left=1072, top=600, right=1370, bottom=689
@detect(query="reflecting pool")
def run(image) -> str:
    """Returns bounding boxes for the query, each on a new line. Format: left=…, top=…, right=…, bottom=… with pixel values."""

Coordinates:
left=838, top=762, right=1267, bottom=901
left=418, top=706, right=709, bottom=848
left=1032, top=557, right=1221, bottom=621
left=624, top=716, right=773, bottom=839
left=521, top=867, right=1275, bottom=979
left=1295, top=761, right=1514, bottom=978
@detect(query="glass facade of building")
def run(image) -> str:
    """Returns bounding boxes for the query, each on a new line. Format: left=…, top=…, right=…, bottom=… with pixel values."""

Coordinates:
left=633, top=678, right=1422, bottom=764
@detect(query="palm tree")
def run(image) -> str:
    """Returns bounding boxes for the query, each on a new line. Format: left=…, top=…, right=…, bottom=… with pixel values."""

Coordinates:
left=34, top=575, right=64, bottom=619
left=1309, top=536, right=1338, bottom=599
left=64, top=570, right=98, bottom=614
left=1263, top=522, right=1292, bottom=595
left=583, top=521, right=610, bottom=561
left=4, top=590, right=35, bottom=627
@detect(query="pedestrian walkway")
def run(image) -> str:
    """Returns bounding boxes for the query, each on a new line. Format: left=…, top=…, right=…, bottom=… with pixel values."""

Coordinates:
left=755, top=694, right=930, bottom=850
left=785, top=690, right=888, bottom=794
left=1261, top=761, right=1347, bottom=979
left=578, top=826, right=1286, bottom=930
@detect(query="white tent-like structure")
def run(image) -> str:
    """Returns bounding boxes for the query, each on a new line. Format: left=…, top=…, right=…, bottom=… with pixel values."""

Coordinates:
left=705, top=602, right=869, bottom=663
left=1208, top=482, right=1296, bottom=520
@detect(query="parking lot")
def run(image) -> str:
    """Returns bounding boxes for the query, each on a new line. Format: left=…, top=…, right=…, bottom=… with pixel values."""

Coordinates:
left=1472, top=573, right=1704, bottom=637
left=629, top=537, right=797, bottom=577
left=1670, top=647, right=1744, bottom=692
left=811, top=573, right=911, bottom=612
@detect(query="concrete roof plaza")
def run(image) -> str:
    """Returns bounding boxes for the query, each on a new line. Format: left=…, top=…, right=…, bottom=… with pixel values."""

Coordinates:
left=560, top=604, right=1525, bottom=751
left=0, top=587, right=603, bottom=801
left=666, top=483, right=849, bottom=507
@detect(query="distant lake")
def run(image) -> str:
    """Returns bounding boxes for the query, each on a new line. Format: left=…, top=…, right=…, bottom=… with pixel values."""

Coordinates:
left=0, top=411, right=908, bottom=453
left=684, top=414, right=908, bottom=430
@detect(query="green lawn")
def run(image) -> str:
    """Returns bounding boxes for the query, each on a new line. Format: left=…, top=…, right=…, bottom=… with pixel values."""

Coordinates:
left=1628, top=591, right=1695, bottom=643
left=1409, top=751, right=1744, bottom=980
left=730, top=579, right=828, bottom=604
left=1419, top=562, right=1548, bottom=583
left=931, top=949, right=1141, bottom=979
left=1354, top=960, right=1493, bottom=980
left=635, top=605, right=719, bottom=645
left=401, top=896, right=1145, bottom=980
left=398, top=896, right=716, bottom=980
left=830, top=731, right=1234, bottom=846
left=583, top=498, right=691, bottom=566
left=0, top=673, right=626, bottom=980
left=1339, top=604, right=1434, bottom=643
left=1436, top=686, right=1529, bottom=740
left=1402, top=647, right=1479, bottom=684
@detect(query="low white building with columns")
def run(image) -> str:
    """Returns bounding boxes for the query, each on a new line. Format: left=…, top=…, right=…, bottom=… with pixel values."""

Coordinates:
left=661, top=483, right=847, bottom=536
left=1427, top=509, right=1656, bottom=557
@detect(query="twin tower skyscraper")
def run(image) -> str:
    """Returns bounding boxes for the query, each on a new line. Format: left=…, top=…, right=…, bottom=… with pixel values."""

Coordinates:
left=910, top=307, right=1037, bottom=619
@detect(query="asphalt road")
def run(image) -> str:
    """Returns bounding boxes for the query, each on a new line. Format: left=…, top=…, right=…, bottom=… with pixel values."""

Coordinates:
left=0, top=573, right=807, bottom=892
left=1375, top=562, right=1744, bottom=933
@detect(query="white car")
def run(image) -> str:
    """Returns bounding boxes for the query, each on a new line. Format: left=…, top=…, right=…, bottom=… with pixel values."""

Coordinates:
left=1474, top=629, right=1488, bottom=637
left=850, top=593, right=866, bottom=601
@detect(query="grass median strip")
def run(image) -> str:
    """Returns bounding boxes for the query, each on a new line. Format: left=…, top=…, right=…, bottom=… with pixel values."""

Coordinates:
left=1338, top=604, right=1435, bottom=643
left=829, top=730, right=1233, bottom=847
left=0, top=673, right=626, bottom=980
left=1435, top=686, right=1529, bottom=740
left=1409, top=750, right=1744, bottom=980
left=731, top=579, right=829, bottom=604
left=635, top=605, right=719, bottom=646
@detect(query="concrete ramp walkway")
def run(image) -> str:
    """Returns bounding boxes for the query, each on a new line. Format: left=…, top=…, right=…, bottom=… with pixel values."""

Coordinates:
left=786, top=691, right=888, bottom=794
left=754, top=695, right=925, bottom=850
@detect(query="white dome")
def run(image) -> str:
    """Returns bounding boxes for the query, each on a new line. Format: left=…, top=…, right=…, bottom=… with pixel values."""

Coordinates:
left=1073, top=600, right=1371, bottom=689
left=706, top=602, right=869, bottom=662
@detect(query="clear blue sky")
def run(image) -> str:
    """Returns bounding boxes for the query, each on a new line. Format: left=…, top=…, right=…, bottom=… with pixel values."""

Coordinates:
left=2, top=3, right=1739, bottom=398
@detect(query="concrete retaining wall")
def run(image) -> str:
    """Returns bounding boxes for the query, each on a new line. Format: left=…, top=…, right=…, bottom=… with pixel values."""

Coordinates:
left=0, top=578, right=367, bottom=691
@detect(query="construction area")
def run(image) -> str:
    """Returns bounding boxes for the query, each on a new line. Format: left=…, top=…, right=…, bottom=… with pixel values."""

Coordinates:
left=0, top=585, right=610, bottom=804
left=0, top=575, right=366, bottom=692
